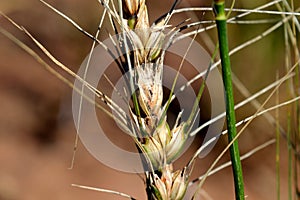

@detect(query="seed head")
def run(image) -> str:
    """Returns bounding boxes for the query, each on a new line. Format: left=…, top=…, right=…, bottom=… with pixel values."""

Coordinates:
left=136, top=63, right=163, bottom=116
left=141, top=116, right=187, bottom=168
left=122, top=0, right=144, bottom=19
left=122, top=0, right=149, bottom=29
left=149, top=165, right=188, bottom=200
left=120, top=1, right=192, bottom=199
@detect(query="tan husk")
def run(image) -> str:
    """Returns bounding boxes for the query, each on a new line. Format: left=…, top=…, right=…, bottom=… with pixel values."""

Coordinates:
left=122, top=0, right=192, bottom=199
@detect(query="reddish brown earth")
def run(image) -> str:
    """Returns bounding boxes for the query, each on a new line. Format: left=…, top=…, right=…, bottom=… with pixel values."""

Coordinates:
left=0, top=0, right=297, bottom=200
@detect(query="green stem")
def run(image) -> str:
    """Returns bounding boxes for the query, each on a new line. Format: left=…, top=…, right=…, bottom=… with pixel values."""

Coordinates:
left=276, top=72, right=280, bottom=200
left=213, top=1, right=245, bottom=199
left=287, top=112, right=292, bottom=200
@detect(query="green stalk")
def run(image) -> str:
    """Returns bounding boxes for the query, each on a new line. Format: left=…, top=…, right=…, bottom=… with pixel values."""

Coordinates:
left=287, top=112, right=292, bottom=200
left=276, top=72, right=280, bottom=200
left=213, top=1, right=245, bottom=199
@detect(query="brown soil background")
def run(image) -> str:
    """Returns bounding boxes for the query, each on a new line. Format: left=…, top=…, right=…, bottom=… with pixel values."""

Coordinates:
left=0, top=0, right=298, bottom=199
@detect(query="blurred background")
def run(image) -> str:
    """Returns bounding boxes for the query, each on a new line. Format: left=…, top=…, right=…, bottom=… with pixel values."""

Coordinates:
left=0, top=0, right=299, bottom=199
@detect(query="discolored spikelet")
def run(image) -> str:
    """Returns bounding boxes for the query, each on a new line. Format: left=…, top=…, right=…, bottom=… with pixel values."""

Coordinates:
left=121, top=0, right=193, bottom=199
left=149, top=165, right=189, bottom=200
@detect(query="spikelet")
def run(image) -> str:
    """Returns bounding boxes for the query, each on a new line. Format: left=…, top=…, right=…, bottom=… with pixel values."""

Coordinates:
left=149, top=165, right=189, bottom=200
left=121, top=0, right=192, bottom=199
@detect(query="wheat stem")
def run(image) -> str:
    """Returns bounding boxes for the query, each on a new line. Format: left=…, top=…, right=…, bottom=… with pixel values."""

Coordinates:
left=212, top=2, right=244, bottom=199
